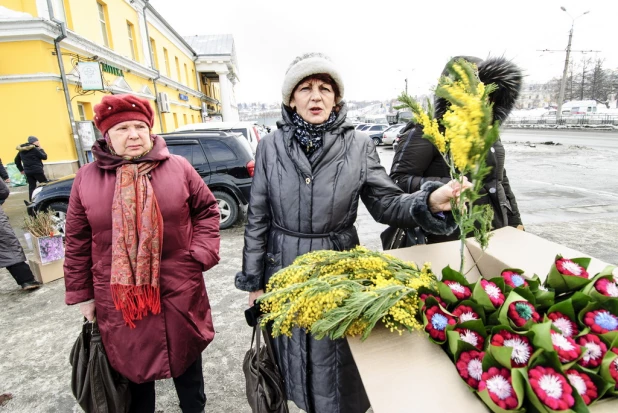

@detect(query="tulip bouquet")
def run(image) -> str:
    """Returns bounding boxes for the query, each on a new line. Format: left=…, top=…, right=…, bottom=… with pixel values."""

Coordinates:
left=419, top=257, right=618, bottom=412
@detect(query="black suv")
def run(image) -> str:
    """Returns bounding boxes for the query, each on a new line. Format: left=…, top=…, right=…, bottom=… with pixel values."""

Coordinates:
left=26, top=131, right=255, bottom=231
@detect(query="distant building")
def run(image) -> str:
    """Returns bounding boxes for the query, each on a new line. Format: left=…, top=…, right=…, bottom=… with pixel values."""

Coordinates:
left=185, top=34, right=240, bottom=122
left=0, top=0, right=236, bottom=176
left=517, top=83, right=553, bottom=109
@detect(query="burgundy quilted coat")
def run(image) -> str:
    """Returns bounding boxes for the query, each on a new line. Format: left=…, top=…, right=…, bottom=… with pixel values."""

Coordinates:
left=64, top=136, right=220, bottom=383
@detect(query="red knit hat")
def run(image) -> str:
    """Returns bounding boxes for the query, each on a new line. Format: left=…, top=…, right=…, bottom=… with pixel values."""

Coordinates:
left=94, top=94, right=155, bottom=136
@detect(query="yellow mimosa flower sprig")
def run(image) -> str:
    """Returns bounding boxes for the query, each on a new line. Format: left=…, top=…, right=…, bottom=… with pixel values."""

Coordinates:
left=257, top=247, right=438, bottom=340
left=396, top=59, right=501, bottom=273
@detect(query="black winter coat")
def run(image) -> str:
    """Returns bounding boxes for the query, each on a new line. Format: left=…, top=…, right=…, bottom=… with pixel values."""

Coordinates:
left=0, top=159, right=8, bottom=181
left=235, top=103, right=456, bottom=413
left=0, top=180, right=27, bottom=268
left=15, top=143, right=47, bottom=175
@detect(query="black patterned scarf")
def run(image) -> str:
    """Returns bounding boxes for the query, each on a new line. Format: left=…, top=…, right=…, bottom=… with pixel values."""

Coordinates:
left=291, top=110, right=337, bottom=155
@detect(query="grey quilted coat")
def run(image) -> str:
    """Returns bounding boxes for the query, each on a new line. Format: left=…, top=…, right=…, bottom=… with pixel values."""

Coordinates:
left=235, top=104, right=456, bottom=413
left=0, top=180, right=27, bottom=268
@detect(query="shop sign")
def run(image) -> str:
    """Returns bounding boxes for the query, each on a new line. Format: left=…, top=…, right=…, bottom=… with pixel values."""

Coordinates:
left=101, top=63, right=124, bottom=77
left=179, top=93, right=189, bottom=101
left=79, top=61, right=104, bottom=91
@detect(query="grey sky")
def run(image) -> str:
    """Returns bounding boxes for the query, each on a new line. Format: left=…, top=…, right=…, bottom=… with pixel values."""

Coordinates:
left=150, top=0, right=616, bottom=104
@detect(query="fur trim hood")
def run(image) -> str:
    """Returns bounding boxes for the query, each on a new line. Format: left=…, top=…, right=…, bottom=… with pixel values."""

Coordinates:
left=16, top=143, right=36, bottom=152
left=434, top=56, right=523, bottom=124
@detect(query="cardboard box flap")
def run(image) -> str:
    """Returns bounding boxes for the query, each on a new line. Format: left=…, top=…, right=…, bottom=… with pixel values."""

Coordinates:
left=348, top=327, right=483, bottom=413
left=466, top=227, right=611, bottom=282
left=386, top=239, right=482, bottom=283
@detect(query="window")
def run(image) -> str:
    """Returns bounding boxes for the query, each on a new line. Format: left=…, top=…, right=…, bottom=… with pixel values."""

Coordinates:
left=173, top=112, right=178, bottom=129
left=97, top=2, right=110, bottom=48
left=175, top=56, right=181, bottom=82
left=167, top=144, right=192, bottom=162
left=191, top=69, right=196, bottom=88
left=183, top=113, right=187, bottom=125
left=77, top=103, right=86, bottom=121
left=149, top=38, right=158, bottom=69
left=203, top=141, right=236, bottom=162
left=163, top=48, right=170, bottom=77
left=184, top=64, right=189, bottom=87
left=191, top=114, right=195, bottom=124
left=76, top=102, right=92, bottom=121
left=167, top=144, right=206, bottom=166
left=192, top=145, right=206, bottom=165
left=127, top=22, right=136, bottom=60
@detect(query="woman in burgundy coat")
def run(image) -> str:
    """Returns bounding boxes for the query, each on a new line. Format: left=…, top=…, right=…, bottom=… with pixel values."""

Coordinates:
left=64, top=94, right=220, bottom=413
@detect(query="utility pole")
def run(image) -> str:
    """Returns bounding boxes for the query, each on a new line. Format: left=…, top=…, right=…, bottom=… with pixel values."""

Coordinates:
left=556, top=7, right=590, bottom=122
left=405, top=78, right=408, bottom=95
left=556, top=26, right=573, bottom=121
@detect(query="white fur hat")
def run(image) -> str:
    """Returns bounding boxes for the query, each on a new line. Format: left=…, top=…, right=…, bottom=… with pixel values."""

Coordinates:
left=281, top=53, right=345, bottom=106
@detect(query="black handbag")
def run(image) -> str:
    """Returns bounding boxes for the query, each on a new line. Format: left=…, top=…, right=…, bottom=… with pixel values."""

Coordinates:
left=380, top=226, right=427, bottom=250
left=70, top=320, right=131, bottom=413
left=243, top=321, right=289, bottom=413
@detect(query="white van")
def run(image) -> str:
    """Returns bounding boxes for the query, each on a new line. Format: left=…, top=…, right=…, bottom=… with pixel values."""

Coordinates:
left=176, top=122, right=261, bottom=154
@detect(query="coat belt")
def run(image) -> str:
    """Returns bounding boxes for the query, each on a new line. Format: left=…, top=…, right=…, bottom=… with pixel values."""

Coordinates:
left=271, top=222, right=353, bottom=252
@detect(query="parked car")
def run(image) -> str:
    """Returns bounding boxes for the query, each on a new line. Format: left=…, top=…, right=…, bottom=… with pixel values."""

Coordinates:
left=392, top=124, right=414, bottom=153
left=354, top=123, right=370, bottom=130
left=359, top=124, right=389, bottom=145
left=175, top=121, right=261, bottom=155
left=381, top=124, right=406, bottom=146
left=26, top=131, right=255, bottom=232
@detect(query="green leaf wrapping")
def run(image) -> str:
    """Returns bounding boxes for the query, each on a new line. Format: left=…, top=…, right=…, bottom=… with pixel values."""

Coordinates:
left=581, top=265, right=618, bottom=303
left=487, top=324, right=537, bottom=370
left=438, top=266, right=474, bottom=305
left=599, top=348, right=618, bottom=397
left=545, top=255, right=593, bottom=295
left=477, top=352, right=526, bottom=412
left=447, top=319, right=487, bottom=356
left=566, top=364, right=614, bottom=405
left=473, top=277, right=507, bottom=313
left=577, top=300, right=618, bottom=344
left=498, top=291, right=538, bottom=331
left=530, top=321, right=586, bottom=369
left=422, top=296, right=456, bottom=344
left=522, top=350, right=590, bottom=413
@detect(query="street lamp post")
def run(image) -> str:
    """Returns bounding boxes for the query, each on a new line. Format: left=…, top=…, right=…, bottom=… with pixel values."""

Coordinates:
left=397, top=69, right=413, bottom=95
left=556, top=7, right=589, bottom=122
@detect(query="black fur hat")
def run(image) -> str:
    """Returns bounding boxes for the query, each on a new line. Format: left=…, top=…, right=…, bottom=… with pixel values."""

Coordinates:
left=434, top=56, right=523, bottom=124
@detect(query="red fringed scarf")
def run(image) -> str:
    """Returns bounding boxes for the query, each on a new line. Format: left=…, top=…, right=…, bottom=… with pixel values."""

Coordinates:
left=110, top=162, right=163, bottom=328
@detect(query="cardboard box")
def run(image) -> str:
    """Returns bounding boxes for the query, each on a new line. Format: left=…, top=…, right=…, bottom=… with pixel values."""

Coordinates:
left=28, top=258, right=65, bottom=284
left=32, top=235, right=65, bottom=265
left=348, top=227, right=617, bottom=413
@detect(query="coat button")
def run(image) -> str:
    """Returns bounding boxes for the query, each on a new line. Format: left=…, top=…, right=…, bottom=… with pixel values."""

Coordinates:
left=305, top=177, right=311, bottom=184
left=489, top=187, right=496, bottom=194
left=490, top=147, right=495, bottom=153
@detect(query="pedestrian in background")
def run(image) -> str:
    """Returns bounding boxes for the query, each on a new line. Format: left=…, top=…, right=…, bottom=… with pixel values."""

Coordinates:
left=0, top=159, right=9, bottom=206
left=14, top=136, right=48, bottom=200
left=236, top=52, right=471, bottom=413
left=0, top=158, right=9, bottom=183
left=389, top=56, right=524, bottom=245
left=0, top=179, right=41, bottom=290
left=63, top=94, right=220, bottom=413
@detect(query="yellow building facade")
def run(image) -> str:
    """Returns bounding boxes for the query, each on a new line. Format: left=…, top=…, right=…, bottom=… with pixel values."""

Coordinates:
left=0, top=0, right=232, bottom=177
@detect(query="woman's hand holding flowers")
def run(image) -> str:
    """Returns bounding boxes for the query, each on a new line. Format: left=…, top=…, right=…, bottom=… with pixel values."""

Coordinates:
left=428, top=177, right=473, bottom=213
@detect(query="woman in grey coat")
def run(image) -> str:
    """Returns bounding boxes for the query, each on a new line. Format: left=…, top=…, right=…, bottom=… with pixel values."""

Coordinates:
left=0, top=179, right=41, bottom=290
left=235, top=53, right=468, bottom=413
